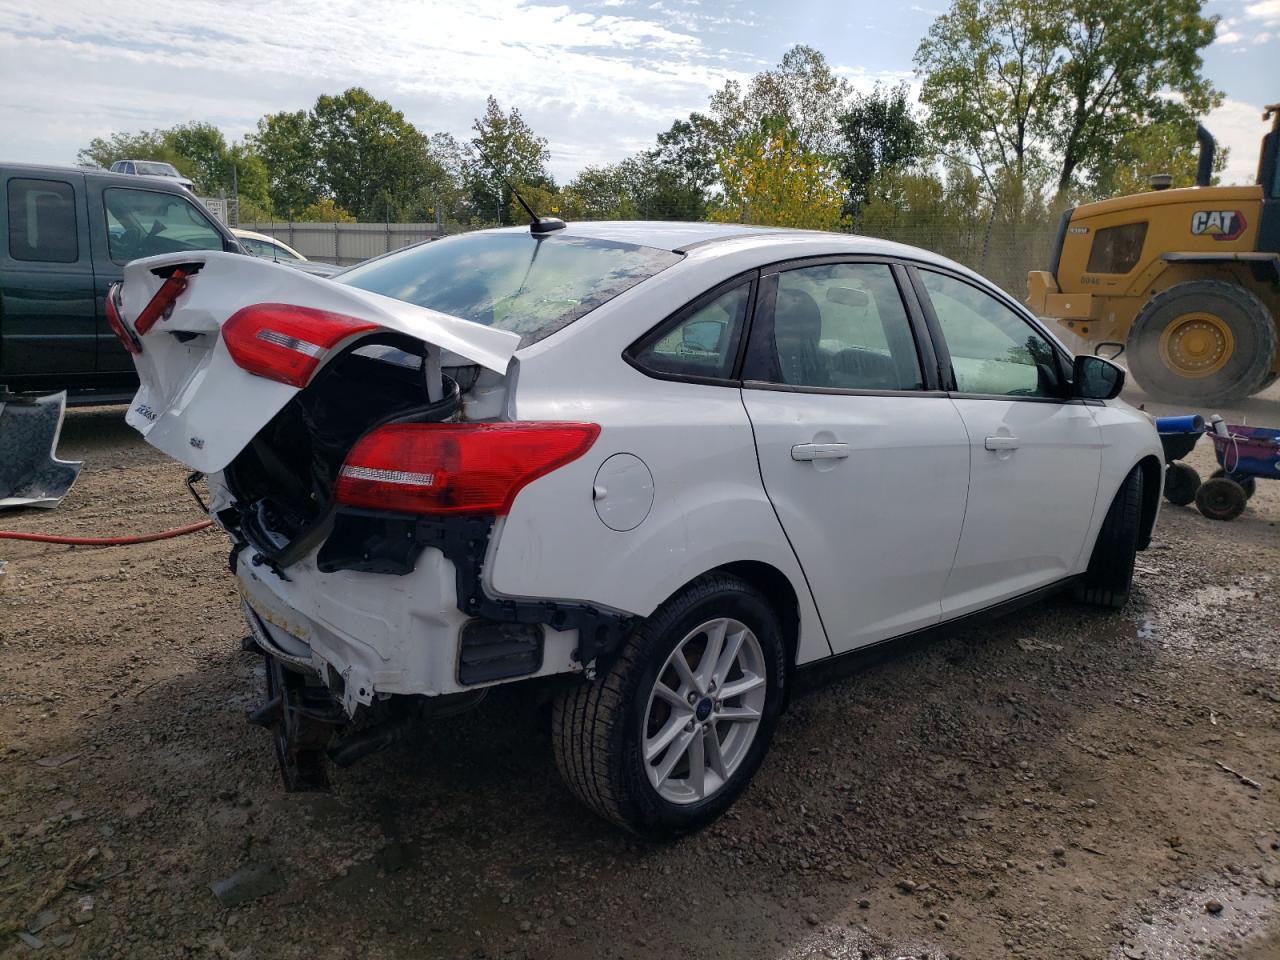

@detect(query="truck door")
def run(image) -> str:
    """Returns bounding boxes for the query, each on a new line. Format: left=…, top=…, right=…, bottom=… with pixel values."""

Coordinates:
left=0, top=173, right=96, bottom=387
left=87, top=182, right=234, bottom=375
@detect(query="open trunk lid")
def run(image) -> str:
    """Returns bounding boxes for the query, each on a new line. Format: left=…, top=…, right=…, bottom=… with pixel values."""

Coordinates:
left=117, top=251, right=520, bottom=473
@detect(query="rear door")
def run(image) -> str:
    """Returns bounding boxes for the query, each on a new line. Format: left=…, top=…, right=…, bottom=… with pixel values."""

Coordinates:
left=911, top=267, right=1103, bottom=616
left=740, top=258, right=970, bottom=654
left=0, top=173, right=96, bottom=385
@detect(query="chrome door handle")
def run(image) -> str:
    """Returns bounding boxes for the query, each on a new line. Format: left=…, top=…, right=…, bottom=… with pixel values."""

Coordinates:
left=984, top=436, right=1020, bottom=450
left=791, top=442, right=850, bottom=461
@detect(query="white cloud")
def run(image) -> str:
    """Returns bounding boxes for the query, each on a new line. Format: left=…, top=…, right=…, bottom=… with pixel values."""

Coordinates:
left=0, top=0, right=754, bottom=181
left=1203, top=97, right=1269, bottom=185
left=1243, top=0, right=1280, bottom=28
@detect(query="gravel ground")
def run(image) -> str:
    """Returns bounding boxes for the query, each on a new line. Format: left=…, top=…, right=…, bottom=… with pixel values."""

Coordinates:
left=1, top=383, right=1278, bottom=960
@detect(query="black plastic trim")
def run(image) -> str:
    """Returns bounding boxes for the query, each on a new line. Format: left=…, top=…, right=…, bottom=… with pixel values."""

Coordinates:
left=796, top=575, right=1078, bottom=684
left=1048, top=207, right=1074, bottom=277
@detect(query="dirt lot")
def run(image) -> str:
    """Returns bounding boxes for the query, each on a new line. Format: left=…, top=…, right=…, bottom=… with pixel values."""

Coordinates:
left=2, top=383, right=1278, bottom=960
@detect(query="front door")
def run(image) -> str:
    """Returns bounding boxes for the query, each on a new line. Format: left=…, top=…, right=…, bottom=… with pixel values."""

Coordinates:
left=741, top=260, right=970, bottom=654
left=913, top=268, right=1104, bottom=617
left=0, top=174, right=96, bottom=385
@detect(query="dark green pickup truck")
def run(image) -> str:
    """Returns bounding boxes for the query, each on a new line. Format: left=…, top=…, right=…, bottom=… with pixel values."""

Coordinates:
left=0, top=163, right=242, bottom=403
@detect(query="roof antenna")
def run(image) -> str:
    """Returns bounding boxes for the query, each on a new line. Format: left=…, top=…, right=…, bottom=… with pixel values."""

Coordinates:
left=511, top=184, right=565, bottom=236
left=474, top=144, right=565, bottom=236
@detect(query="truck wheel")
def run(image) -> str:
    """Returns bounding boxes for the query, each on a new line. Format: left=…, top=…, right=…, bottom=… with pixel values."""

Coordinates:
left=552, top=574, right=786, bottom=839
left=1196, top=477, right=1248, bottom=520
left=1162, top=461, right=1200, bottom=505
left=1127, top=280, right=1277, bottom=404
left=1074, top=465, right=1143, bottom=610
left=1211, top=467, right=1256, bottom=500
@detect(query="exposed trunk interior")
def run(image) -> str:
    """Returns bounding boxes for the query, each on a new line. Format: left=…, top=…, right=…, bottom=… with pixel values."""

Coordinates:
left=223, top=338, right=461, bottom=565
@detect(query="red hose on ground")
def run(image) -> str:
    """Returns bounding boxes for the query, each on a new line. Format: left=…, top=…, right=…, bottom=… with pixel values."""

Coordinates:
left=0, top=519, right=213, bottom=546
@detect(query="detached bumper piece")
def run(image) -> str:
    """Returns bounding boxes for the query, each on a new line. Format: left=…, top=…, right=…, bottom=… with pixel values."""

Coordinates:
left=0, top=390, right=83, bottom=511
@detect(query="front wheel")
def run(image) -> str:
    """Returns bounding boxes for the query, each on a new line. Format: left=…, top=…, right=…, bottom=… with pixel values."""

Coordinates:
left=1074, top=465, right=1144, bottom=609
left=552, top=574, right=786, bottom=839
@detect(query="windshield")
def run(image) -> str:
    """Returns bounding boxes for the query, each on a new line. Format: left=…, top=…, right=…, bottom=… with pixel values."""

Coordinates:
left=135, top=162, right=180, bottom=177
left=337, top=231, right=682, bottom=346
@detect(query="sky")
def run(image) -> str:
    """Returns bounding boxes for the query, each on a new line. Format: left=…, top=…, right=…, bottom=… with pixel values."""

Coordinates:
left=1, top=0, right=1277, bottom=188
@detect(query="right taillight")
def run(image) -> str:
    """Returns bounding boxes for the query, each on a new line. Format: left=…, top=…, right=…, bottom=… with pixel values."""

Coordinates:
left=223, top=303, right=378, bottom=388
left=335, top=422, right=601, bottom=516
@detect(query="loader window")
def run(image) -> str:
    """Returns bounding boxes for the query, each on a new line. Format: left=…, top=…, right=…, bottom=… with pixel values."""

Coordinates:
left=1086, top=222, right=1147, bottom=274
left=7, top=178, right=78, bottom=263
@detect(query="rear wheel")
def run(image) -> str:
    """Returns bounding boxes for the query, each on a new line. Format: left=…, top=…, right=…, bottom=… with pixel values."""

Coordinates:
left=1127, top=280, right=1277, bottom=404
left=1163, top=461, right=1200, bottom=506
left=1195, top=477, right=1248, bottom=521
left=552, top=574, right=786, bottom=839
left=1210, top=467, right=1256, bottom=500
left=1074, top=465, right=1144, bottom=609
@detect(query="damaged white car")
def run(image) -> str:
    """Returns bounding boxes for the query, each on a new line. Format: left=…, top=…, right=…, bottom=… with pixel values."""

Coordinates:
left=112, top=219, right=1163, bottom=838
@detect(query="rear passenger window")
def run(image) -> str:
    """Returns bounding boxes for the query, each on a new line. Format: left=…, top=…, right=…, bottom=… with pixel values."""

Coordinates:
left=744, top=262, right=923, bottom=391
left=7, top=178, right=78, bottom=263
left=629, top=282, right=751, bottom=380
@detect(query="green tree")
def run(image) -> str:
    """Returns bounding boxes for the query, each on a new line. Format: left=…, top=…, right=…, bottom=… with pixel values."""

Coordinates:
left=250, top=110, right=321, bottom=217
left=915, top=0, right=1221, bottom=199
left=709, top=120, right=849, bottom=231
left=165, top=122, right=232, bottom=194
left=1091, top=119, right=1227, bottom=197
left=310, top=88, right=443, bottom=221
left=837, top=82, right=927, bottom=218
left=468, top=96, right=552, bottom=225
left=296, top=198, right=356, bottom=222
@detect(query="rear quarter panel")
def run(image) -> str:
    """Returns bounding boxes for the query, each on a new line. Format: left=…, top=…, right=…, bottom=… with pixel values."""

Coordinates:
left=487, top=256, right=834, bottom=665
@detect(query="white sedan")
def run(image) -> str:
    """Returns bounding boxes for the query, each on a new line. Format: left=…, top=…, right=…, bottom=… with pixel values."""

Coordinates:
left=109, top=220, right=1163, bottom=838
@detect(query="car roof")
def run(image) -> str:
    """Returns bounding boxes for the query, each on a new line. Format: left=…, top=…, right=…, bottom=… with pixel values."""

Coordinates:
left=508, top=219, right=977, bottom=278
left=1, top=162, right=194, bottom=193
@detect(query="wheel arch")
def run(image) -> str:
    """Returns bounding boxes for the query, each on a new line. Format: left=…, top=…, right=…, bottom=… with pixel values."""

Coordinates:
left=656, top=560, right=803, bottom=668
left=1135, top=454, right=1163, bottom=550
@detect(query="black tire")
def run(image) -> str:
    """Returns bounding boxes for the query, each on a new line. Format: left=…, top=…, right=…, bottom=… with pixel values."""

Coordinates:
left=1074, top=465, right=1144, bottom=609
left=1259, top=372, right=1279, bottom=393
left=1163, top=461, right=1201, bottom=506
left=552, top=573, right=786, bottom=839
left=1210, top=467, right=1256, bottom=500
left=1127, top=280, right=1277, bottom=404
left=1195, top=477, right=1247, bottom=521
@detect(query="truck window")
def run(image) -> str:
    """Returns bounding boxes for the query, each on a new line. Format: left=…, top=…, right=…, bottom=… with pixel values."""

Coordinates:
left=1085, top=222, right=1148, bottom=274
left=103, top=188, right=224, bottom=263
left=7, top=178, right=79, bottom=263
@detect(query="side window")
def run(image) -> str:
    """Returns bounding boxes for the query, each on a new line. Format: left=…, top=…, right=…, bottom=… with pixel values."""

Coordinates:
left=103, top=188, right=224, bottom=263
left=1086, top=222, right=1147, bottom=274
left=6, top=178, right=79, bottom=263
left=629, top=282, right=751, bottom=380
left=745, top=262, right=923, bottom=391
left=920, top=270, right=1063, bottom=398
left=240, top=237, right=272, bottom=257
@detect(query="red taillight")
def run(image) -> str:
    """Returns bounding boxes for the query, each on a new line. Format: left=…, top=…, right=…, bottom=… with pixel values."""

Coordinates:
left=105, top=282, right=140, bottom=355
left=335, top=422, right=601, bottom=516
left=223, top=303, right=378, bottom=388
left=133, top=269, right=189, bottom=336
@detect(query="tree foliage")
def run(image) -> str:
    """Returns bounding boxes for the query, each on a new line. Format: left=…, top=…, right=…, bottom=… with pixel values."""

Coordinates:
left=468, top=96, right=552, bottom=225
left=915, top=0, right=1222, bottom=199
left=709, top=120, right=849, bottom=231
left=837, top=83, right=927, bottom=217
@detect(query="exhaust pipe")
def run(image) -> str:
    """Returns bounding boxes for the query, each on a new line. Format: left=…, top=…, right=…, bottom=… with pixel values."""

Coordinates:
left=1195, top=124, right=1216, bottom=187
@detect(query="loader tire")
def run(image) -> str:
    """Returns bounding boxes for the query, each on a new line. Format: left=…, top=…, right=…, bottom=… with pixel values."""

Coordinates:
left=1074, top=465, right=1144, bottom=610
left=1127, top=280, right=1277, bottom=405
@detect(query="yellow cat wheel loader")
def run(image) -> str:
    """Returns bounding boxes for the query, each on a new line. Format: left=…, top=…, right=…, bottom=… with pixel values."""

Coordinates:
left=1028, top=106, right=1280, bottom=404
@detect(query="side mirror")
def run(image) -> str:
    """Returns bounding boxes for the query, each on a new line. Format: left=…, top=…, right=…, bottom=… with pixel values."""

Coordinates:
left=1072, top=354, right=1125, bottom=400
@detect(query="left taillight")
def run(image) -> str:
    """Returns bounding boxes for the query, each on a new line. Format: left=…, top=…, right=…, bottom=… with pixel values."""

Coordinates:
left=105, top=282, right=140, bottom=355
left=335, top=422, right=601, bottom=516
left=222, top=303, right=378, bottom=388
